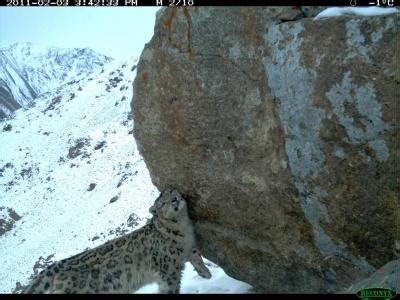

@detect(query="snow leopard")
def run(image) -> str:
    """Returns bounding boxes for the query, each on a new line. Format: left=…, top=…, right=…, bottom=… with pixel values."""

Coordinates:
left=21, top=189, right=211, bottom=294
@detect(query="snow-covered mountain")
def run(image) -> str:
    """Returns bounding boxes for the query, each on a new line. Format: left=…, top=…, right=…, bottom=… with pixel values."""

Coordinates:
left=0, top=42, right=112, bottom=119
left=0, top=52, right=252, bottom=293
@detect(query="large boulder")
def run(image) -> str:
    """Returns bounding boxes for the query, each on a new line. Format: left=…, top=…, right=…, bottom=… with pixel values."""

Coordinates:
left=132, top=7, right=399, bottom=293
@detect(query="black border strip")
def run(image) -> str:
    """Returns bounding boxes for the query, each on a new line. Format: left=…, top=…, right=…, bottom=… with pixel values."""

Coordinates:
left=0, top=293, right=362, bottom=297
left=1, top=0, right=400, bottom=6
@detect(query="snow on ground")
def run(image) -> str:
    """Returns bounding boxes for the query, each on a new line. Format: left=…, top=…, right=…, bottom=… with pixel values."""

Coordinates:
left=314, top=6, right=399, bottom=20
left=136, top=259, right=252, bottom=294
left=0, top=56, right=252, bottom=294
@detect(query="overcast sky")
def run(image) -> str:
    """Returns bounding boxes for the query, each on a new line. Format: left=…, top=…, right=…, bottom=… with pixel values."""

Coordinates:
left=0, top=7, right=160, bottom=59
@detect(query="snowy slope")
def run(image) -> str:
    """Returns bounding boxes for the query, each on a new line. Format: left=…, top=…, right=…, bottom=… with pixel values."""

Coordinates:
left=0, top=42, right=112, bottom=119
left=0, top=57, right=252, bottom=294
left=0, top=51, right=33, bottom=118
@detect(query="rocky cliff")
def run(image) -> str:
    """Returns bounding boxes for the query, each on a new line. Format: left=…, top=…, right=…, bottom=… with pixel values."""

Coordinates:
left=132, top=7, right=399, bottom=293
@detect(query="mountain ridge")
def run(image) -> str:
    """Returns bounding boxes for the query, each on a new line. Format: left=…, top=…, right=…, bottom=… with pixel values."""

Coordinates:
left=0, top=42, right=113, bottom=119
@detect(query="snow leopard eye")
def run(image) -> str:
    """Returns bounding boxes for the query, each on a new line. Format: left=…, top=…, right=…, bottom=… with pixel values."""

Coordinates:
left=171, top=197, right=178, bottom=203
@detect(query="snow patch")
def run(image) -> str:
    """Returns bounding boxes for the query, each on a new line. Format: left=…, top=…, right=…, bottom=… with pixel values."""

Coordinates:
left=314, top=7, right=399, bottom=20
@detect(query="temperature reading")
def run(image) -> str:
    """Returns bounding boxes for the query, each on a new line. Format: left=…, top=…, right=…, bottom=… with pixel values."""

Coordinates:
left=374, top=0, right=395, bottom=5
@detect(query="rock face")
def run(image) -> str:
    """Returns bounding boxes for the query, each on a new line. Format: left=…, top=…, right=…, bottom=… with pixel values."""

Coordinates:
left=347, top=260, right=400, bottom=293
left=132, top=7, right=399, bottom=293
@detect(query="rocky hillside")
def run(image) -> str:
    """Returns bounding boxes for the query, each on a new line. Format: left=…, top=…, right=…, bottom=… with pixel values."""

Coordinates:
left=0, top=57, right=155, bottom=292
left=0, top=43, right=112, bottom=119
left=132, top=7, right=399, bottom=293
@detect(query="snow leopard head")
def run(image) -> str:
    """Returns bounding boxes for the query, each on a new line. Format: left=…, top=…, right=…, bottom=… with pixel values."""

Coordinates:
left=149, top=188, right=188, bottom=220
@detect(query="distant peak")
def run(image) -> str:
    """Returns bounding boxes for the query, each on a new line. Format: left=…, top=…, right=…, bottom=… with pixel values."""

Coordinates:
left=1, top=42, right=32, bottom=50
left=12, top=42, right=32, bottom=47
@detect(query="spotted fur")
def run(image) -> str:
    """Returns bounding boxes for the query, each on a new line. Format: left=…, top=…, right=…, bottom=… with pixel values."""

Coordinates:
left=21, top=189, right=211, bottom=294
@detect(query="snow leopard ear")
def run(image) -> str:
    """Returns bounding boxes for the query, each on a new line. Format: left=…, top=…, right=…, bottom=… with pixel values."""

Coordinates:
left=150, top=191, right=164, bottom=214
left=149, top=204, right=156, bottom=215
